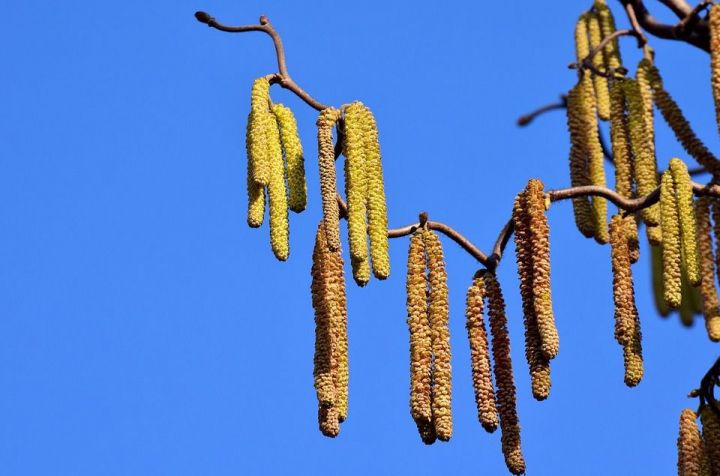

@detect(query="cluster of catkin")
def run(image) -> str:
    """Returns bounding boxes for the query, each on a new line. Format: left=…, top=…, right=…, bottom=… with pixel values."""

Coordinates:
left=465, top=270, right=526, bottom=475
left=310, top=223, right=349, bottom=437
left=246, top=77, right=307, bottom=261
left=406, top=228, right=452, bottom=444
left=512, top=179, right=556, bottom=400
left=677, top=407, right=720, bottom=476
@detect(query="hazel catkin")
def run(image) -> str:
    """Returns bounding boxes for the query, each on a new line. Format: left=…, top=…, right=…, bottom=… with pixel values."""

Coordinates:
left=710, top=4, right=720, bottom=137
left=609, top=80, right=634, bottom=200
left=266, top=109, right=290, bottom=261
left=700, top=406, right=720, bottom=475
left=595, top=0, right=621, bottom=71
left=246, top=116, right=266, bottom=228
left=465, top=273, right=499, bottom=432
left=317, top=107, right=343, bottom=252
left=609, top=214, right=637, bottom=347
left=696, top=197, right=720, bottom=341
left=343, top=102, right=369, bottom=267
left=670, top=158, right=701, bottom=287
left=271, top=103, right=307, bottom=213
left=661, top=170, right=683, bottom=309
left=248, top=77, right=271, bottom=186
left=677, top=408, right=711, bottom=476
left=588, top=12, right=611, bottom=121
left=485, top=272, right=526, bottom=476
left=566, top=83, right=596, bottom=238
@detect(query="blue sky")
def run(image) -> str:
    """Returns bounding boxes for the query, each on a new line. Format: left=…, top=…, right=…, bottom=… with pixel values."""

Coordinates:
left=2, top=1, right=719, bottom=475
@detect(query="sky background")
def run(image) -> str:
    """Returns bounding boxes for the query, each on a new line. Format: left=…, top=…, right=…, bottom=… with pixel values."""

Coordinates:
left=2, top=1, right=719, bottom=475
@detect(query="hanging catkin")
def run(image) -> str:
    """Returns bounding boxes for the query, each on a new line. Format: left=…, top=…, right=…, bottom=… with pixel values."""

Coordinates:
left=271, top=103, right=307, bottom=213
left=651, top=244, right=671, bottom=317
left=697, top=197, right=720, bottom=341
left=625, top=214, right=640, bottom=264
left=677, top=408, right=711, bottom=476
left=566, top=83, right=596, bottom=238
left=485, top=272, right=526, bottom=475
left=317, top=107, right=342, bottom=252
left=465, top=273, right=499, bottom=432
left=712, top=201, right=720, bottom=293
left=575, top=12, right=591, bottom=65
left=636, top=58, right=656, bottom=161
left=311, top=226, right=336, bottom=414
left=595, top=0, right=621, bottom=71
left=609, top=80, right=633, bottom=200
left=700, top=406, right=720, bottom=475
left=406, top=231, right=433, bottom=440
left=710, top=4, right=720, bottom=136
left=623, top=305, right=643, bottom=387
left=266, top=109, right=290, bottom=261
left=343, top=102, right=369, bottom=265
left=661, top=170, right=683, bottom=309
left=587, top=12, right=611, bottom=121
left=425, top=229, right=452, bottom=441
left=670, top=158, right=701, bottom=287
left=246, top=116, right=266, bottom=228
left=609, top=215, right=637, bottom=346
left=362, top=105, right=390, bottom=280
left=645, top=64, right=720, bottom=177
left=512, top=192, right=552, bottom=401
left=248, top=77, right=271, bottom=186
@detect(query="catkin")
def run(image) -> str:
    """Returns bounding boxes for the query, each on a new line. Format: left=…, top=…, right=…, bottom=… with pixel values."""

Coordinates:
left=246, top=115, right=266, bottom=228
left=343, top=102, right=369, bottom=266
left=317, top=107, right=342, bottom=252
left=425, top=230, right=452, bottom=441
left=329, top=236, right=349, bottom=422
left=646, top=64, right=720, bottom=176
left=588, top=12, right=611, bottom=121
left=625, top=78, right=660, bottom=226
left=700, top=406, right=720, bottom=475
left=622, top=309, right=643, bottom=387
left=609, top=80, right=634, bottom=199
left=651, top=244, right=671, bottom=317
left=670, top=159, right=701, bottom=287
left=696, top=197, right=720, bottom=341
left=595, top=0, right=621, bottom=71
left=266, top=110, right=290, bottom=261
left=513, top=193, right=552, bottom=401
left=661, top=171, right=683, bottom=309
left=574, top=12, right=591, bottom=64
left=710, top=5, right=720, bottom=137
left=271, top=103, right=307, bottom=213
left=485, top=272, right=526, bottom=476
left=318, top=406, right=340, bottom=438
left=406, top=231, right=433, bottom=435
left=362, top=106, right=390, bottom=280
left=248, top=77, right=271, bottom=186
left=566, top=83, right=597, bottom=238
left=677, top=408, right=711, bottom=476
left=609, top=215, right=637, bottom=346
left=625, top=214, right=640, bottom=264
left=712, top=201, right=720, bottom=293
left=636, top=59, right=656, bottom=161
left=465, top=274, right=499, bottom=431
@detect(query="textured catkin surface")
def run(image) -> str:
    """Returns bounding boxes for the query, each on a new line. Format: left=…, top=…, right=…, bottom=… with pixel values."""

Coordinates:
left=700, top=407, right=720, bottom=475
left=485, top=273, right=525, bottom=475
left=311, top=225, right=336, bottom=410
left=343, top=102, right=369, bottom=265
left=636, top=59, right=656, bottom=162
left=425, top=230, right=452, bottom=441
left=266, top=110, right=290, bottom=261
left=248, top=77, right=271, bottom=186
left=406, top=232, right=433, bottom=433
left=362, top=105, right=390, bottom=280
left=574, top=12, right=591, bottom=64
left=316, top=108, right=342, bottom=252
left=512, top=192, right=551, bottom=401
left=566, top=83, right=596, bottom=238
left=609, top=80, right=633, bottom=200
left=661, top=171, right=682, bottom=309
left=587, top=12, right=610, bottom=121
left=677, top=409, right=711, bottom=476
left=696, top=197, right=720, bottom=341
left=465, top=276, right=499, bottom=431
left=711, top=5, right=720, bottom=136
left=271, top=103, right=307, bottom=213
left=609, top=215, right=636, bottom=346
left=670, top=159, right=701, bottom=286
left=595, top=0, right=621, bottom=70
left=246, top=114, right=266, bottom=228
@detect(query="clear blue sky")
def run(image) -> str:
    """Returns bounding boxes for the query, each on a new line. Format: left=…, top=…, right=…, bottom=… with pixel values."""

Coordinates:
left=2, top=1, right=719, bottom=475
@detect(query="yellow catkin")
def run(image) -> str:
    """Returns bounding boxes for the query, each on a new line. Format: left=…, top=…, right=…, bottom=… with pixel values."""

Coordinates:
left=485, top=272, right=526, bottom=476
left=248, top=77, right=271, bottom=186
left=711, top=5, right=720, bottom=136
left=625, top=214, right=640, bottom=264
left=609, top=80, right=634, bottom=199
left=647, top=223, right=663, bottom=247
left=526, top=180, right=559, bottom=360
left=317, top=107, right=342, bottom=252
left=362, top=105, right=390, bottom=280
left=651, top=244, right=671, bottom=317
left=343, top=102, right=369, bottom=267
left=678, top=408, right=712, bottom=476
left=566, top=83, right=597, bottom=238
left=574, top=12, right=591, bottom=64
left=624, top=78, right=660, bottom=226
left=266, top=109, right=289, bottom=261
left=670, top=158, right=701, bottom=287
left=712, top=200, right=720, bottom=293
left=595, top=0, right=622, bottom=71
left=700, top=407, right=720, bottom=475
left=465, top=274, right=499, bottom=431
left=680, top=268, right=699, bottom=328
left=661, top=171, right=683, bottom=309
left=512, top=193, right=552, bottom=401
left=696, top=197, right=720, bottom=341
left=311, top=225, right=336, bottom=410
left=646, top=64, right=720, bottom=176
left=406, top=231, right=433, bottom=437
left=588, top=12, right=611, bottom=121
left=271, top=103, right=307, bottom=213
left=425, top=230, right=452, bottom=441
left=351, top=256, right=370, bottom=287
left=246, top=115, right=266, bottom=228
left=636, top=59, right=656, bottom=162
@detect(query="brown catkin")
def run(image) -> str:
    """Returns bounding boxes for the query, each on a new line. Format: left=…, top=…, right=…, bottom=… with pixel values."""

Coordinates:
left=678, top=408, right=711, bottom=476
left=609, top=215, right=637, bottom=346
left=622, top=310, right=643, bottom=387
left=406, top=231, right=433, bottom=434
left=362, top=105, right=390, bottom=280
left=588, top=12, right=611, bottom=121
left=526, top=180, right=559, bottom=360
left=700, top=407, right=720, bottom=475
left=661, top=171, right=683, bottom=309
left=425, top=230, right=452, bottom=441
left=311, top=225, right=336, bottom=410
left=328, top=234, right=349, bottom=422
left=646, top=64, right=720, bottom=176
left=513, top=192, right=552, bottom=401
left=318, top=406, right=340, bottom=438
left=271, top=103, right=307, bottom=213
left=465, top=274, right=499, bottom=431
left=317, top=108, right=342, bottom=252
left=710, top=4, right=720, bottom=136
left=485, top=272, right=526, bottom=475
left=696, top=197, right=720, bottom=341
left=566, top=83, right=597, bottom=238
left=670, top=159, right=701, bottom=287
left=712, top=200, right=720, bottom=293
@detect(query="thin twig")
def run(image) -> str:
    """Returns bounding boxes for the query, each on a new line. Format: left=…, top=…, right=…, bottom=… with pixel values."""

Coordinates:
left=517, top=96, right=567, bottom=126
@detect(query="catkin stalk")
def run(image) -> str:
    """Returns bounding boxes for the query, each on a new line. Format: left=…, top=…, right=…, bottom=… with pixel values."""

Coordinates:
left=271, top=103, right=307, bottom=213
left=670, top=158, right=701, bottom=287
left=465, top=274, right=499, bottom=431
left=485, top=272, right=526, bottom=476
left=709, top=4, right=720, bottom=137
left=677, top=408, right=711, bottom=476
left=566, top=83, right=596, bottom=238
left=317, top=108, right=342, bottom=252
left=696, top=197, right=720, bottom=341
left=661, top=171, right=683, bottom=309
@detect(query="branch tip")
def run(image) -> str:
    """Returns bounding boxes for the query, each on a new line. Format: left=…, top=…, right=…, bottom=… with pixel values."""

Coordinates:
left=194, top=11, right=213, bottom=25
left=259, top=15, right=269, bottom=25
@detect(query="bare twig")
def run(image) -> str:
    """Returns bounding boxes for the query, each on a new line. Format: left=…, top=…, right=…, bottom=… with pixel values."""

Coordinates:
left=619, top=0, right=709, bottom=52
left=517, top=96, right=567, bottom=126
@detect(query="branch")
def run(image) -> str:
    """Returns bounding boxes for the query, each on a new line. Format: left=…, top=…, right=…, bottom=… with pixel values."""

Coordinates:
left=517, top=96, right=567, bottom=126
